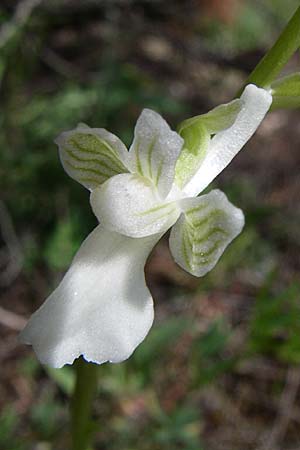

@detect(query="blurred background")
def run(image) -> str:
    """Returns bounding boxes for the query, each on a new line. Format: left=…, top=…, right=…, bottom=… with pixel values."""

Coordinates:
left=0, top=0, right=300, bottom=449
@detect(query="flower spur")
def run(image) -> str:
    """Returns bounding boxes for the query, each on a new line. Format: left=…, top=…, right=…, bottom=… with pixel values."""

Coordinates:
left=20, top=84, right=272, bottom=368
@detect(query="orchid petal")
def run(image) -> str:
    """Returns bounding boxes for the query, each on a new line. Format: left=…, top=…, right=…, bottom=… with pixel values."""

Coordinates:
left=169, top=190, right=244, bottom=277
left=20, top=225, right=160, bottom=368
left=178, top=98, right=243, bottom=136
left=174, top=99, right=242, bottom=188
left=183, top=85, right=272, bottom=196
left=174, top=121, right=210, bottom=189
left=128, top=109, right=183, bottom=198
left=91, top=173, right=180, bottom=238
left=55, top=124, right=129, bottom=191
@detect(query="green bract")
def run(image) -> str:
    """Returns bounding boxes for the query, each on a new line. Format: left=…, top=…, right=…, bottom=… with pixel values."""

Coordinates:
left=271, top=73, right=300, bottom=110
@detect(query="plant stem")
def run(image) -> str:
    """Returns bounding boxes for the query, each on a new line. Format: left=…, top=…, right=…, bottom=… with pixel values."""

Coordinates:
left=68, top=9, right=300, bottom=450
left=71, top=358, right=99, bottom=450
left=243, top=5, right=300, bottom=89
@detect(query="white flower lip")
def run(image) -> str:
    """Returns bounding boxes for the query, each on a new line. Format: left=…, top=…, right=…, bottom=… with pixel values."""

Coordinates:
left=20, top=225, right=160, bottom=368
left=20, top=84, right=272, bottom=367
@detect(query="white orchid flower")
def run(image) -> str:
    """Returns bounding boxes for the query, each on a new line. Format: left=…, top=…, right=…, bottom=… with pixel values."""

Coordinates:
left=20, top=84, right=272, bottom=368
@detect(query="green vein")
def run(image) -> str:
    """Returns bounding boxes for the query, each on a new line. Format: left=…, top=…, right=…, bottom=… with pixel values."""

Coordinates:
left=136, top=206, right=177, bottom=225
left=151, top=207, right=177, bottom=223
left=193, top=239, right=223, bottom=258
left=68, top=137, right=127, bottom=172
left=194, top=226, right=228, bottom=245
left=139, top=202, right=173, bottom=216
left=185, top=203, right=209, bottom=217
left=65, top=148, right=120, bottom=175
left=135, top=139, right=144, bottom=176
left=71, top=133, right=117, bottom=155
left=182, top=231, right=192, bottom=271
left=155, top=158, right=164, bottom=186
left=78, top=176, right=105, bottom=186
left=64, top=160, right=109, bottom=179
left=183, top=227, right=193, bottom=252
left=147, top=136, right=157, bottom=179
left=192, top=209, right=225, bottom=228
left=97, top=137, right=120, bottom=155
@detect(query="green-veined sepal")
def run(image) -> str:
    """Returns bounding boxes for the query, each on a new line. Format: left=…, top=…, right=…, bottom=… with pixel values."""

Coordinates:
left=271, top=73, right=300, bottom=110
left=169, top=190, right=244, bottom=277
left=56, top=124, right=129, bottom=191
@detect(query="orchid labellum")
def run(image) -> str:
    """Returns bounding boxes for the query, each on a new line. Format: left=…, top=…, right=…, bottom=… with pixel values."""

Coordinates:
left=20, top=84, right=272, bottom=368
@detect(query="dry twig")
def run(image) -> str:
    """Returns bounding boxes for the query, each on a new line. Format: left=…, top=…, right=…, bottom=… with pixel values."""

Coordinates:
left=0, top=0, right=43, bottom=50
left=0, top=200, right=23, bottom=286
left=0, top=306, right=26, bottom=331
left=258, top=367, right=300, bottom=450
left=41, top=47, right=82, bottom=78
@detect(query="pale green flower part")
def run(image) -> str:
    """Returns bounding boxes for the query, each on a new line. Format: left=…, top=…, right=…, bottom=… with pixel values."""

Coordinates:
left=20, top=84, right=272, bottom=368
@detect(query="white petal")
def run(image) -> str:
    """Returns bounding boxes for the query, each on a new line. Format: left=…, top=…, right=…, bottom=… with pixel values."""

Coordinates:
left=128, top=109, right=183, bottom=198
left=91, top=173, right=180, bottom=238
left=20, top=225, right=160, bottom=368
left=169, top=189, right=244, bottom=277
left=183, top=85, right=272, bottom=196
left=55, top=124, right=129, bottom=191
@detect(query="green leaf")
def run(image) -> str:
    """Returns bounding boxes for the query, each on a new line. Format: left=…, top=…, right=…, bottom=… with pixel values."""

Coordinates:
left=0, top=407, right=20, bottom=446
left=271, top=72, right=300, bottom=109
left=248, top=279, right=300, bottom=364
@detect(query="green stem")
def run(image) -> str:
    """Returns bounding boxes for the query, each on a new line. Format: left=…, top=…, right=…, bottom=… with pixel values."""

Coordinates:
left=243, top=5, right=300, bottom=89
left=71, top=358, right=99, bottom=450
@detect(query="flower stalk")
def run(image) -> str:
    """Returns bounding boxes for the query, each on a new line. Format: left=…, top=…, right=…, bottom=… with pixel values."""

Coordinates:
left=242, top=5, right=300, bottom=90
left=71, top=358, right=99, bottom=450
